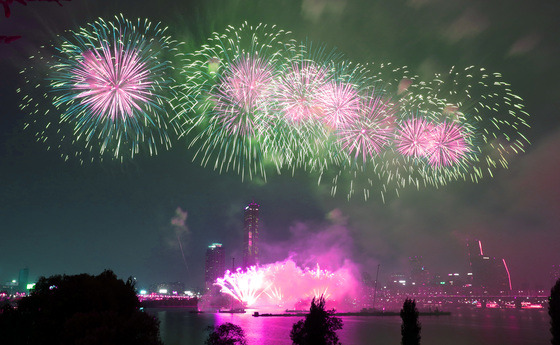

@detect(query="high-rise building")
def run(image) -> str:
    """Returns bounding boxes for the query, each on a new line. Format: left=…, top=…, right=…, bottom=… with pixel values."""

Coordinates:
left=243, top=202, right=260, bottom=269
left=18, top=268, right=29, bottom=294
left=466, top=239, right=511, bottom=293
left=205, top=243, right=225, bottom=291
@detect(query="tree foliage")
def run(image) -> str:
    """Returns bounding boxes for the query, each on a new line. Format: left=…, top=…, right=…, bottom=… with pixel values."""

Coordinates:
left=205, top=322, right=247, bottom=345
left=290, top=295, right=343, bottom=345
left=400, top=298, right=421, bottom=345
left=550, top=278, right=560, bottom=345
left=0, top=270, right=163, bottom=345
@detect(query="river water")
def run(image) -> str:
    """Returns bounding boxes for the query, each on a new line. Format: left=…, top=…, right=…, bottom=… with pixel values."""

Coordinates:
left=150, top=307, right=549, bottom=345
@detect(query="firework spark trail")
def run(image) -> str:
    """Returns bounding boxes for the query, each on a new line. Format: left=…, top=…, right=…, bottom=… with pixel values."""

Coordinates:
left=171, top=207, right=190, bottom=274
left=176, top=233, right=189, bottom=274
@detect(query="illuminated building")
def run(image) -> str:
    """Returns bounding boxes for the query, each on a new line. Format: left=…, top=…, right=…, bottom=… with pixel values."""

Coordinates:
left=466, top=239, right=511, bottom=293
left=18, top=268, right=29, bottom=294
left=205, top=243, right=225, bottom=291
left=151, top=282, right=185, bottom=295
left=242, top=202, right=260, bottom=269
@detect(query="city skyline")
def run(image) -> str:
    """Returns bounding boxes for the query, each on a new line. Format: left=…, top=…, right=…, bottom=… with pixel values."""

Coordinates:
left=0, top=0, right=559, bottom=294
left=2, top=229, right=555, bottom=294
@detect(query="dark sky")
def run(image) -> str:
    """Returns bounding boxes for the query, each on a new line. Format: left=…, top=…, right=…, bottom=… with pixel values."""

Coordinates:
left=1, top=0, right=559, bottom=291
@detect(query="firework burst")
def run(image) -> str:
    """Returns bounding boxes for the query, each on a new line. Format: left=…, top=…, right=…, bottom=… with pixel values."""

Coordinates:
left=21, top=18, right=530, bottom=200
left=394, top=116, right=435, bottom=159
left=426, top=66, right=530, bottom=174
left=336, top=90, right=395, bottom=163
left=315, top=81, right=361, bottom=130
left=38, top=15, right=180, bottom=160
left=212, top=260, right=358, bottom=310
left=274, top=60, right=331, bottom=124
left=383, top=66, right=530, bottom=193
left=211, top=54, right=276, bottom=137
left=215, top=266, right=270, bottom=307
left=427, top=121, right=471, bottom=167
left=175, top=22, right=292, bottom=180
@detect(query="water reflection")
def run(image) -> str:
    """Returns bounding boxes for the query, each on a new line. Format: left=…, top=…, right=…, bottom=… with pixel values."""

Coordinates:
left=151, top=307, right=548, bottom=345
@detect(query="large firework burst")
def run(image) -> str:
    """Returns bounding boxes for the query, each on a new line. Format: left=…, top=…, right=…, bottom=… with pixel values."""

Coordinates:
left=175, top=22, right=292, bottom=180
left=33, top=15, right=181, bottom=160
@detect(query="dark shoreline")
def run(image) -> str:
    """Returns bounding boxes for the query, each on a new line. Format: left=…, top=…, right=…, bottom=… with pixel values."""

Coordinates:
left=252, top=311, right=451, bottom=317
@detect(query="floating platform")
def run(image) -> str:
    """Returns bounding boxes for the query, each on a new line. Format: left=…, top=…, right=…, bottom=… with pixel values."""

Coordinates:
left=219, top=309, right=247, bottom=314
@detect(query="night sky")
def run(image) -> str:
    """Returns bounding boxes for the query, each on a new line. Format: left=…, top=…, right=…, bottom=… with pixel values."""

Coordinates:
left=1, top=0, right=559, bottom=291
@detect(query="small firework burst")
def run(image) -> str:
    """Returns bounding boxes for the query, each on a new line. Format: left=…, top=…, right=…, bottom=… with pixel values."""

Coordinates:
left=394, top=116, right=435, bottom=159
left=211, top=54, right=276, bottom=137
left=427, top=121, right=471, bottom=167
left=315, top=81, right=361, bottom=130
left=336, top=90, right=395, bottom=162
left=274, top=60, right=331, bottom=124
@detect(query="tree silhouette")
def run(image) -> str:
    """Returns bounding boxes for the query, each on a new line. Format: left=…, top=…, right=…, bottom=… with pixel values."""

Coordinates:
left=0, top=270, right=163, bottom=345
left=205, top=322, right=247, bottom=345
left=550, top=278, right=560, bottom=345
left=290, top=295, right=343, bottom=345
left=400, top=298, right=421, bottom=345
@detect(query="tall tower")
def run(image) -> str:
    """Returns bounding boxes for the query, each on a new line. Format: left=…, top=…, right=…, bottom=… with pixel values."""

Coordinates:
left=205, top=243, right=225, bottom=291
left=243, top=202, right=260, bottom=269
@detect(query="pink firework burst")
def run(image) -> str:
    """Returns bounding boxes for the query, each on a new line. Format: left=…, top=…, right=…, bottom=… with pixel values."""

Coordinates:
left=394, top=117, right=435, bottom=158
left=315, top=81, right=361, bottom=130
left=427, top=121, right=471, bottom=167
left=336, top=91, right=395, bottom=162
left=215, top=266, right=270, bottom=307
left=71, top=47, right=153, bottom=121
left=274, top=61, right=330, bottom=123
left=212, top=54, right=275, bottom=136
